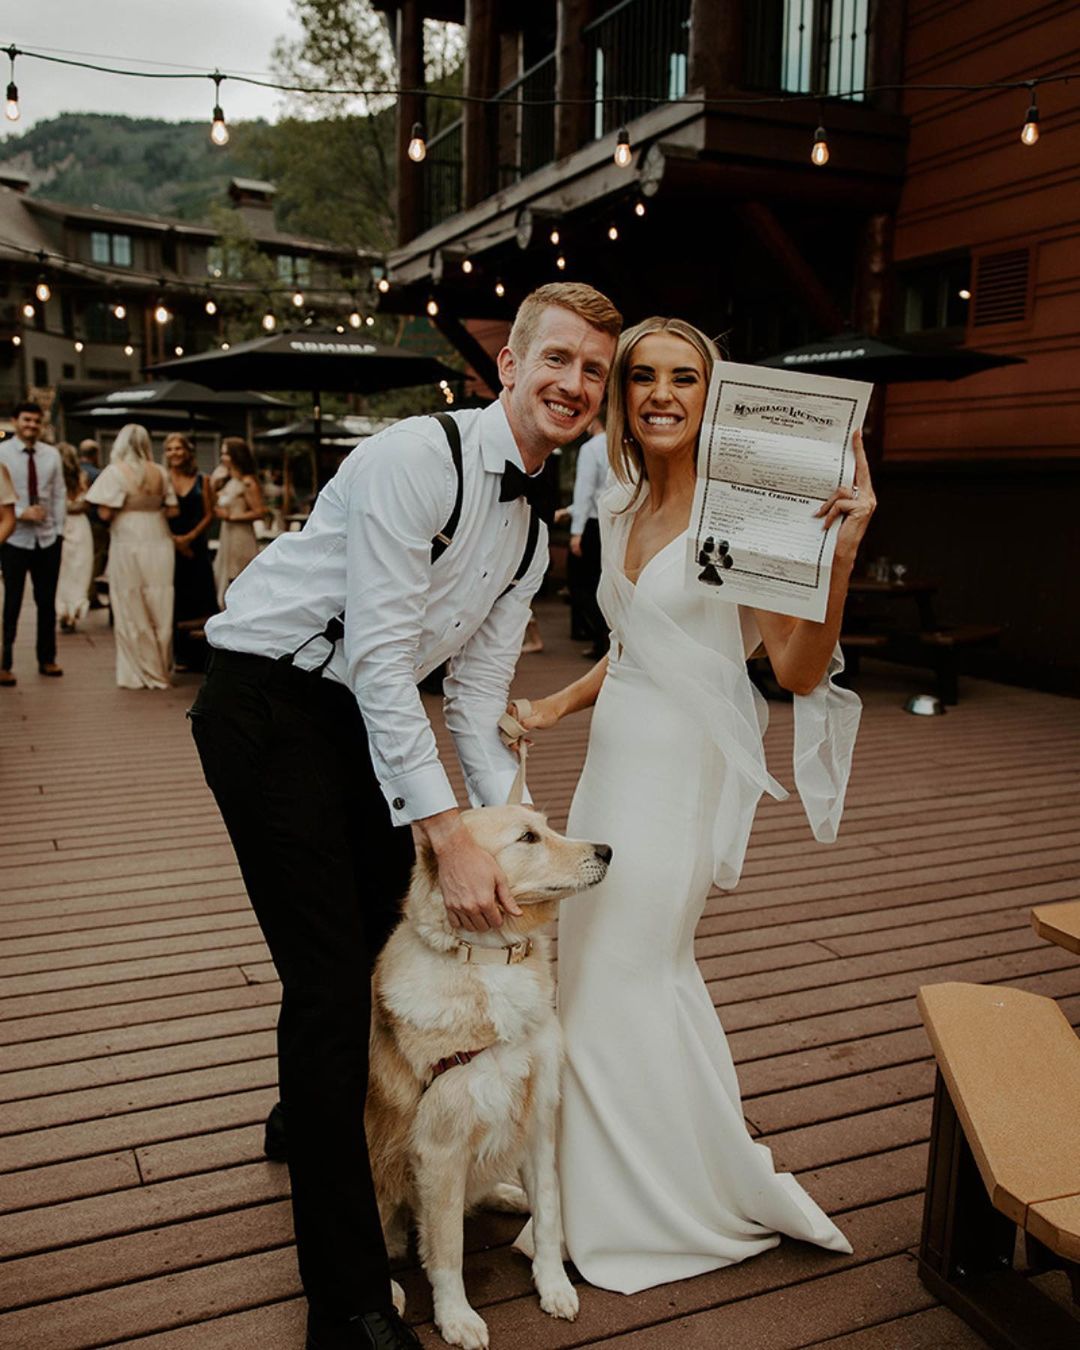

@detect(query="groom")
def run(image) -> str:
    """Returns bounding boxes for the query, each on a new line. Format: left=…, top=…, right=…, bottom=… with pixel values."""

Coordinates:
left=190, top=282, right=621, bottom=1350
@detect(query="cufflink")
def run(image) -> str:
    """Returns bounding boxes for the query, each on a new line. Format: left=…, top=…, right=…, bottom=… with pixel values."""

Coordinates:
left=392, top=797, right=405, bottom=810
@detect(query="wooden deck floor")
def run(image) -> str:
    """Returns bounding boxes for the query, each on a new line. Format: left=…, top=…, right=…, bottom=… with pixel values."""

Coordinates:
left=2, top=600, right=1078, bottom=1349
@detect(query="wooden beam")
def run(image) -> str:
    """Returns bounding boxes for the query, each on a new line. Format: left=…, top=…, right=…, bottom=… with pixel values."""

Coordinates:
left=463, top=0, right=500, bottom=208
left=735, top=201, right=848, bottom=334
left=396, top=0, right=425, bottom=247
left=555, top=0, right=590, bottom=160
left=433, top=309, right=502, bottom=395
left=867, top=0, right=908, bottom=114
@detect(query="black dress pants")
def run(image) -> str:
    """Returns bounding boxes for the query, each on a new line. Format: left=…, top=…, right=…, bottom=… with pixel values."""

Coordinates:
left=1, top=539, right=62, bottom=668
left=577, top=517, right=607, bottom=655
left=189, top=648, right=415, bottom=1319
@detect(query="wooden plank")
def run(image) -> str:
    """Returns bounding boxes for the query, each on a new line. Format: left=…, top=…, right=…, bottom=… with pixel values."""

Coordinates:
left=0, top=1151, right=141, bottom=1215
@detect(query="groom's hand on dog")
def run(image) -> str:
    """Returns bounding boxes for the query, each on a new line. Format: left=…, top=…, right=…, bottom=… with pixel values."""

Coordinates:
left=420, top=809, right=523, bottom=931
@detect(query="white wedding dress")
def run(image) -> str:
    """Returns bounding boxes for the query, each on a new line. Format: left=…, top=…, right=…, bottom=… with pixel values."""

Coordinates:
left=519, top=482, right=862, bottom=1294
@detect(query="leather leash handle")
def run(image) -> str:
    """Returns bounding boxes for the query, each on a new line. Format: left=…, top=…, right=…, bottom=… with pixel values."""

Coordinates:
left=497, top=698, right=532, bottom=805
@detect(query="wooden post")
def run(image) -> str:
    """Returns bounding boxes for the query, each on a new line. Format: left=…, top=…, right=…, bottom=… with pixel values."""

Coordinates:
left=433, top=309, right=501, bottom=399
left=866, top=0, right=907, bottom=113
left=463, top=0, right=500, bottom=207
left=690, top=0, right=744, bottom=94
left=396, top=0, right=425, bottom=246
left=555, top=0, right=590, bottom=161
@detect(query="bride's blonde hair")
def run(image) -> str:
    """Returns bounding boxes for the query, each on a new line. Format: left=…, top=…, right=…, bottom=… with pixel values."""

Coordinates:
left=605, top=317, right=720, bottom=510
left=110, top=423, right=154, bottom=467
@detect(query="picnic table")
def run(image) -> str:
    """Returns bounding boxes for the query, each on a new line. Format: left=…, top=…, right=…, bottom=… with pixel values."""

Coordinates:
left=1031, top=899, right=1080, bottom=955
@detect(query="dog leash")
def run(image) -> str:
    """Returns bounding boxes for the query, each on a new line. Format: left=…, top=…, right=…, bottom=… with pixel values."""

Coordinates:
left=497, top=698, right=532, bottom=805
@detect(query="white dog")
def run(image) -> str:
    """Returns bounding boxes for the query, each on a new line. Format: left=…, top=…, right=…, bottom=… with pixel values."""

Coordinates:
left=365, top=804, right=611, bottom=1349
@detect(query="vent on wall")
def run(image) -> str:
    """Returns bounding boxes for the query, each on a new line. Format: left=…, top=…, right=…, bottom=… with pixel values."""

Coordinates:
left=972, top=249, right=1030, bottom=326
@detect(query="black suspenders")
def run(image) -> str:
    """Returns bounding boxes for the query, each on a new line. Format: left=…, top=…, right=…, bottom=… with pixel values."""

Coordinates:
left=283, top=413, right=540, bottom=673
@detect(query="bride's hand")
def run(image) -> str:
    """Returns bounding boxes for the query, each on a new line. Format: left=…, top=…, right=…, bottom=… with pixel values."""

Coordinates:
left=511, top=695, right=563, bottom=734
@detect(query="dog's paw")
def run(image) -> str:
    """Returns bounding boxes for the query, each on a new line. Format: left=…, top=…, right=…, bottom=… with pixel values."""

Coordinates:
left=479, top=1182, right=530, bottom=1214
left=435, top=1304, right=489, bottom=1349
left=390, top=1280, right=406, bottom=1317
left=537, top=1275, right=579, bottom=1321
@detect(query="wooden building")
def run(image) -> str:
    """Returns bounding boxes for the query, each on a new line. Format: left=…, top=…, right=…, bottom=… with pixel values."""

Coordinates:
left=376, top=0, right=1080, bottom=692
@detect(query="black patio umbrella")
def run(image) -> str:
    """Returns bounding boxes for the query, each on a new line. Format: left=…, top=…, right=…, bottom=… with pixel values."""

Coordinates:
left=74, top=380, right=291, bottom=413
left=758, top=333, right=1024, bottom=383
left=147, top=330, right=460, bottom=395
left=75, top=406, right=221, bottom=430
left=255, top=416, right=360, bottom=446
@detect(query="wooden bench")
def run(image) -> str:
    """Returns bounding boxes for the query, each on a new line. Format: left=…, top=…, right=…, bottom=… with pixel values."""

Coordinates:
left=1032, top=900, right=1080, bottom=956
left=917, top=981, right=1080, bottom=1347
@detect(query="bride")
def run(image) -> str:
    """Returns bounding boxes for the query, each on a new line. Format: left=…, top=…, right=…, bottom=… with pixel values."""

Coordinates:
left=515, top=317, right=875, bottom=1294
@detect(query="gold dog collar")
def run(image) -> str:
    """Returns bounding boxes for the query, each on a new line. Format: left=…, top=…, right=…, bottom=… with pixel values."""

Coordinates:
left=452, top=937, right=532, bottom=965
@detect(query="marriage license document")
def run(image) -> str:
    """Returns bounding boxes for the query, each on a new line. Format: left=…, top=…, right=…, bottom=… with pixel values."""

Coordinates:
left=687, top=362, right=872, bottom=623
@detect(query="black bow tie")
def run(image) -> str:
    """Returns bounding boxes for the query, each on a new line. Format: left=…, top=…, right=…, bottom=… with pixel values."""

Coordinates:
left=499, top=461, right=552, bottom=523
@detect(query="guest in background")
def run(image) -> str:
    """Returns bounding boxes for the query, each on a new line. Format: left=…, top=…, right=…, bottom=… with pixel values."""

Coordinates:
left=0, top=460, right=16, bottom=546
left=55, top=443, right=95, bottom=632
left=86, top=424, right=178, bottom=689
left=0, top=400, right=66, bottom=686
left=164, top=432, right=218, bottom=671
left=79, top=438, right=109, bottom=608
left=569, top=418, right=609, bottom=658
left=213, top=437, right=264, bottom=606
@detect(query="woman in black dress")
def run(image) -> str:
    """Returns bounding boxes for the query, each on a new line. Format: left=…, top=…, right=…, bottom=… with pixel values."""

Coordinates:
left=164, top=433, right=217, bottom=670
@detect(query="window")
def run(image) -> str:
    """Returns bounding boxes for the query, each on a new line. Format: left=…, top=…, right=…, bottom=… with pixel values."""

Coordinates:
left=90, top=231, right=133, bottom=266
left=900, top=255, right=971, bottom=336
left=84, top=301, right=129, bottom=344
left=276, top=254, right=312, bottom=284
left=62, top=363, right=76, bottom=379
left=32, top=357, right=48, bottom=387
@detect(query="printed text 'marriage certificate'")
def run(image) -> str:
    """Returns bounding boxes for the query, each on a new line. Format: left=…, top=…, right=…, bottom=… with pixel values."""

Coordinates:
left=688, top=363, right=872, bottom=622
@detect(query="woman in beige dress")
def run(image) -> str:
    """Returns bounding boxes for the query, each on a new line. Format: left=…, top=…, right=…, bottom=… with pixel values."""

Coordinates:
left=86, top=424, right=179, bottom=689
left=55, top=443, right=95, bottom=631
left=213, top=437, right=264, bottom=606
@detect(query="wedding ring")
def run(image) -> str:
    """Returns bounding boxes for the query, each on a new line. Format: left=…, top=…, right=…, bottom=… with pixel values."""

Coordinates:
left=851, top=486, right=859, bottom=498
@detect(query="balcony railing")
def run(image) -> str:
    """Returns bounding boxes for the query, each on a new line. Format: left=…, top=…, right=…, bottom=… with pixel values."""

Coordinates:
left=422, top=118, right=463, bottom=234
left=489, top=52, right=557, bottom=193
left=584, top=0, right=691, bottom=138
left=744, top=0, right=871, bottom=100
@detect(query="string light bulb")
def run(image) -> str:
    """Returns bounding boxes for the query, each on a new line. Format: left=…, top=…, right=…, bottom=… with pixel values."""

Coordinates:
left=292, top=289, right=305, bottom=308
left=11, top=334, right=20, bottom=347
left=407, top=122, right=427, bottom=163
left=348, top=308, right=362, bottom=328
left=811, top=125, right=829, bottom=166
left=154, top=300, right=170, bottom=325
left=35, top=274, right=51, bottom=304
left=112, top=299, right=127, bottom=321
left=461, top=258, right=473, bottom=275
left=634, top=200, right=646, bottom=217
left=210, top=72, right=229, bottom=146
left=426, top=296, right=439, bottom=317
left=1021, top=88, right=1039, bottom=145
left=221, top=341, right=230, bottom=350
left=21, top=301, right=34, bottom=319
left=365, top=314, right=375, bottom=326
left=4, top=47, right=18, bottom=123
left=555, top=254, right=567, bottom=271
left=174, top=345, right=184, bottom=356
left=494, top=279, right=505, bottom=297
left=614, top=127, right=632, bottom=168
left=549, top=227, right=560, bottom=246
left=74, top=339, right=84, bottom=353
left=262, top=308, right=277, bottom=331
left=607, top=224, right=618, bottom=242
left=123, top=343, right=134, bottom=356
left=958, top=288, right=972, bottom=301
left=204, top=294, right=217, bottom=316
left=377, top=277, right=390, bottom=294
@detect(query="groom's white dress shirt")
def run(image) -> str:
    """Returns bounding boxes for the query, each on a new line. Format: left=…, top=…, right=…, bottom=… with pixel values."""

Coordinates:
left=206, top=398, right=547, bottom=827
left=0, top=437, right=66, bottom=549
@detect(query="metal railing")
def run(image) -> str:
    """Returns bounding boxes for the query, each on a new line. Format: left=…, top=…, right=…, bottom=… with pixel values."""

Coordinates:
left=422, top=118, right=463, bottom=233
left=489, top=52, right=557, bottom=193
left=584, top=0, right=691, bottom=138
left=744, top=0, right=871, bottom=100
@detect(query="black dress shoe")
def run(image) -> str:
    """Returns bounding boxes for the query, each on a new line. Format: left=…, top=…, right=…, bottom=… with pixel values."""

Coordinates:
left=306, top=1308, right=422, bottom=1350
left=263, top=1100, right=288, bottom=1162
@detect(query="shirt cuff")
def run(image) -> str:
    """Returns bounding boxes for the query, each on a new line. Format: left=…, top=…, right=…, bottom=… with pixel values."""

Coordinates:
left=381, top=762, right=458, bottom=826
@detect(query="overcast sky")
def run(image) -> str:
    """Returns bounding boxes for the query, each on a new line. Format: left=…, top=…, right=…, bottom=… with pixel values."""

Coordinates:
left=4, top=2, right=306, bottom=132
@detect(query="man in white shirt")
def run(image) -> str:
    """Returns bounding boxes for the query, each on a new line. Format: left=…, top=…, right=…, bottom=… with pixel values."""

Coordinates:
left=190, top=282, right=620, bottom=1350
left=0, top=401, right=67, bottom=685
left=568, top=422, right=609, bottom=658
